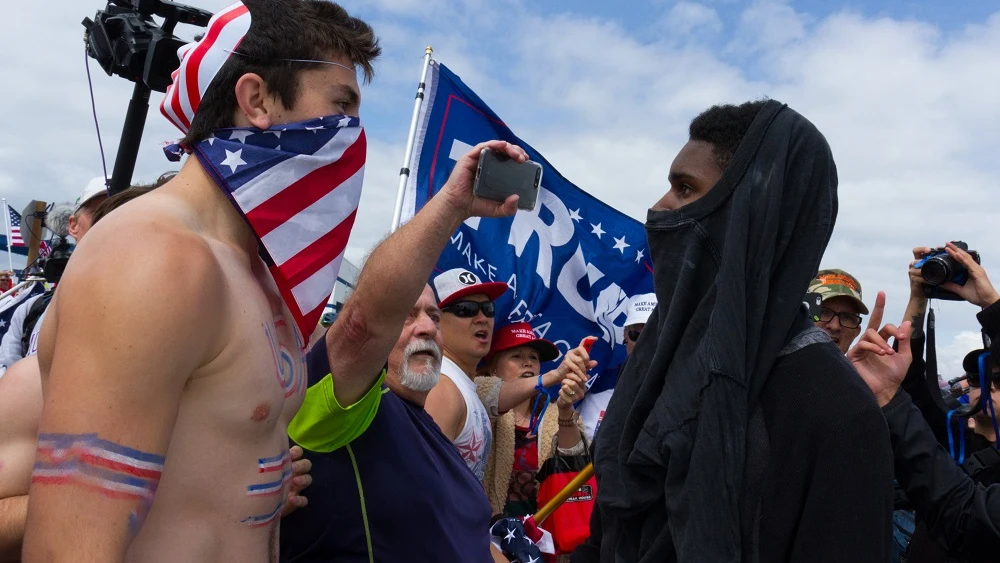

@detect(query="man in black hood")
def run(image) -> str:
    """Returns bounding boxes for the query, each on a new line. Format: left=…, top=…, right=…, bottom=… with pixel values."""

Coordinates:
left=590, top=100, right=893, bottom=563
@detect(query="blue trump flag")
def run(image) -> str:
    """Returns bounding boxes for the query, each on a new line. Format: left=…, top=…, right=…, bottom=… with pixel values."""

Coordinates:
left=400, top=62, right=654, bottom=439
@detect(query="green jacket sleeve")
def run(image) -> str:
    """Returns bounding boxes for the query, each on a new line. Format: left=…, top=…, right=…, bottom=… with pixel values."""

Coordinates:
left=287, top=369, right=385, bottom=453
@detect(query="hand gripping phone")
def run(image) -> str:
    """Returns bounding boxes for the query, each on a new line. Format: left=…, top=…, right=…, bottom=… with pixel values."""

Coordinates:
left=472, top=148, right=543, bottom=211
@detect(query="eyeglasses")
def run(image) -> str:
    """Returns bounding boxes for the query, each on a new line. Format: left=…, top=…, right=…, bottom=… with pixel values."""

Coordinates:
left=626, top=329, right=642, bottom=342
left=442, top=300, right=495, bottom=318
left=818, top=308, right=862, bottom=329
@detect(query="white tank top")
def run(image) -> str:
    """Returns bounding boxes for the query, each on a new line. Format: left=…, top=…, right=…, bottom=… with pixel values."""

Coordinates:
left=440, top=357, right=492, bottom=481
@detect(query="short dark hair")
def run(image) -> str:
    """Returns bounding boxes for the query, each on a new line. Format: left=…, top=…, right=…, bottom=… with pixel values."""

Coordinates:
left=182, top=0, right=380, bottom=145
left=689, top=100, right=768, bottom=172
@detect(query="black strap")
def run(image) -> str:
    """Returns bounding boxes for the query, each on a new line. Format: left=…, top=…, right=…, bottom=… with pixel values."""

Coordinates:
left=20, top=291, right=54, bottom=357
left=963, top=446, right=1000, bottom=479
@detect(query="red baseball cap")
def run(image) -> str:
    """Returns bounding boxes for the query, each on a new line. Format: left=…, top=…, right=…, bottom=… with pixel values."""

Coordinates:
left=432, top=268, right=508, bottom=308
left=485, top=322, right=559, bottom=363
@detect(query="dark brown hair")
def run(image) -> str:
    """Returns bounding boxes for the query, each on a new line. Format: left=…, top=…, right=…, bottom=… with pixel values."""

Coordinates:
left=182, top=0, right=380, bottom=145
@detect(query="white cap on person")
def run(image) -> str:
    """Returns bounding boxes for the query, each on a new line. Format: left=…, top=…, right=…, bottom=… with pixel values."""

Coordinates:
left=75, top=177, right=110, bottom=214
left=431, top=268, right=508, bottom=308
left=624, top=293, right=657, bottom=326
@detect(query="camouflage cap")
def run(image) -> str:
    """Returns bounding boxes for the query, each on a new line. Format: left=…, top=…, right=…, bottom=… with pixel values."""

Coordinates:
left=808, top=269, right=869, bottom=315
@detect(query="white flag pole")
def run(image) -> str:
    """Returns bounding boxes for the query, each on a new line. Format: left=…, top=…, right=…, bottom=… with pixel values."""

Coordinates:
left=389, top=46, right=434, bottom=233
left=2, top=198, right=14, bottom=275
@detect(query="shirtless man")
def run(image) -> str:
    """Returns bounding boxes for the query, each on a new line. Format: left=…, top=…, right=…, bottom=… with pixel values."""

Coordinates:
left=22, top=2, right=384, bottom=561
left=23, top=2, right=525, bottom=560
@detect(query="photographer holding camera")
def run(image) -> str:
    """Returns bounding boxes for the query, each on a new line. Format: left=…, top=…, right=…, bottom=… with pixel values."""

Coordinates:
left=881, top=242, right=1000, bottom=563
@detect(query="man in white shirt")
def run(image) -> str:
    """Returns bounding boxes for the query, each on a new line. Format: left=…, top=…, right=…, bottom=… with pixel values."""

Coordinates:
left=423, top=268, right=507, bottom=480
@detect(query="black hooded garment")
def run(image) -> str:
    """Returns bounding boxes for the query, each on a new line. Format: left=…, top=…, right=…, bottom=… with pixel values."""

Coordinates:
left=592, top=100, right=893, bottom=562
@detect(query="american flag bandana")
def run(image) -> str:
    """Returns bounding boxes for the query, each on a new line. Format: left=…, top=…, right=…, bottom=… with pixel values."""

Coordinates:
left=160, top=1, right=251, bottom=133
left=164, top=115, right=366, bottom=346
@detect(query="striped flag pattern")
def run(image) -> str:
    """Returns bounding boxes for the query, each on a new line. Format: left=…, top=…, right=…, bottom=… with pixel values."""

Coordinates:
left=160, top=2, right=251, bottom=133
left=8, top=205, right=24, bottom=246
left=168, top=114, right=366, bottom=344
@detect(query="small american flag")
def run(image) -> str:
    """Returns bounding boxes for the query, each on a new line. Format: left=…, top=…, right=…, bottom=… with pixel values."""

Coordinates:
left=166, top=114, right=366, bottom=344
left=7, top=205, right=24, bottom=247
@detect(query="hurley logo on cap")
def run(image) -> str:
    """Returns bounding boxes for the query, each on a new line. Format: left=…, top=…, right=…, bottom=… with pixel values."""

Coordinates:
left=458, top=272, right=479, bottom=286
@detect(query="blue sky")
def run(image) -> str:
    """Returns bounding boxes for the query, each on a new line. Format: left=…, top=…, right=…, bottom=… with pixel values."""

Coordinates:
left=1, top=0, right=999, bottom=374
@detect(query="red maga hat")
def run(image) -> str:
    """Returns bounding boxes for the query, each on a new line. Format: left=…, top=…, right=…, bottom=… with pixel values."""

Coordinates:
left=485, top=322, right=559, bottom=363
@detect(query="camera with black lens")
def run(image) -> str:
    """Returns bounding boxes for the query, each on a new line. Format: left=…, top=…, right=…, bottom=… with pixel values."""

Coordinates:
left=40, top=236, right=73, bottom=285
left=82, top=0, right=212, bottom=93
left=915, top=241, right=981, bottom=301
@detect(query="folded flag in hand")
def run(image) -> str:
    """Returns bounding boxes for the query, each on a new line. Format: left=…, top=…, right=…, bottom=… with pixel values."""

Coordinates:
left=490, top=517, right=555, bottom=563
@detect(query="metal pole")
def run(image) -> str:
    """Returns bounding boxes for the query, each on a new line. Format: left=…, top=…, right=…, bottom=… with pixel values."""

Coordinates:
left=0, top=278, right=44, bottom=301
left=2, top=198, right=13, bottom=275
left=389, top=46, right=434, bottom=233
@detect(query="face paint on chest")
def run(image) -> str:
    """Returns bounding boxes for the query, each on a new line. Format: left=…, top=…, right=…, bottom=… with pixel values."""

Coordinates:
left=264, top=319, right=305, bottom=399
left=242, top=450, right=292, bottom=527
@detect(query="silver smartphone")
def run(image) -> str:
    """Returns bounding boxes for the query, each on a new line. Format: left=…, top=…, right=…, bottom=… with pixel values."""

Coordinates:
left=472, top=148, right=543, bottom=211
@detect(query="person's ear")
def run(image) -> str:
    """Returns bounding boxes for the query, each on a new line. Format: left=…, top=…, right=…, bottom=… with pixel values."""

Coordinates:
left=67, top=214, right=82, bottom=240
left=233, top=73, right=279, bottom=130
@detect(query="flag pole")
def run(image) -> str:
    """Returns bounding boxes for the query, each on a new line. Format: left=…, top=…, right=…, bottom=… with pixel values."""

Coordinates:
left=389, top=46, right=434, bottom=233
left=2, top=199, right=13, bottom=276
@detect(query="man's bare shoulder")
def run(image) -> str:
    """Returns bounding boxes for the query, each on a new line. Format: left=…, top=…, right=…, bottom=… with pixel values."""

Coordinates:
left=425, top=373, right=467, bottom=439
left=50, top=193, right=227, bottom=355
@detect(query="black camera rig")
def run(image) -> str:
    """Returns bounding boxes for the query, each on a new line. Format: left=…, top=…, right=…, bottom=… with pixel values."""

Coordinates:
left=82, top=0, right=212, bottom=195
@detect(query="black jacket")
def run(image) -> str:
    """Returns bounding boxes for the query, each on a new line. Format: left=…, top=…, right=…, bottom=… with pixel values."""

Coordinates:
left=889, top=299, right=1000, bottom=562
left=885, top=390, right=1000, bottom=562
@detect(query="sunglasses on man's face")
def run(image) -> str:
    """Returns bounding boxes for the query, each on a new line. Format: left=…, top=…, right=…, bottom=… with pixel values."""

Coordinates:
left=442, top=300, right=495, bottom=318
left=626, top=329, right=642, bottom=342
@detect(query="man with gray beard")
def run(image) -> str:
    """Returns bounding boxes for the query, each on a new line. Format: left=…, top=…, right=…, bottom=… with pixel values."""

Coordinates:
left=279, top=285, right=500, bottom=562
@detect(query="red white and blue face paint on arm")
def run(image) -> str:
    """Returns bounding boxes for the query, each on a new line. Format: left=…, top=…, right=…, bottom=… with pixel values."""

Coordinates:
left=164, top=116, right=366, bottom=345
left=32, top=433, right=165, bottom=534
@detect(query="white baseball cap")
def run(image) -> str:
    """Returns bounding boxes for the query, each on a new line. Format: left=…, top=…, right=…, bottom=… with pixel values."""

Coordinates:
left=624, top=293, right=657, bottom=327
left=431, top=268, right=508, bottom=308
left=74, top=177, right=110, bottom=214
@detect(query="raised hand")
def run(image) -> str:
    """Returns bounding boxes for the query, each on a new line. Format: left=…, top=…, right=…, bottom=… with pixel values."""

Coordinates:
left=438, top=141, right=527, bottom=220
left=940, top=242, right=1000, bottom=308
left=847, top=291, right=912, bottom=407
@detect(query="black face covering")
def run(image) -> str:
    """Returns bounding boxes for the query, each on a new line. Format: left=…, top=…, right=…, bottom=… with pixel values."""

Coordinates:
left=593, top=100, right=838, bottom=562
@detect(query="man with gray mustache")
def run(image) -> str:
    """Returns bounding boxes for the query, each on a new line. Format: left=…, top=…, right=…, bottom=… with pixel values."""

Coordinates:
left=279, top=285, right=500, bottom=562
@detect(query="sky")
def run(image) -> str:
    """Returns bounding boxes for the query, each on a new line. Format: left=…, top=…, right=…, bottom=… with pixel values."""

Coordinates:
left=1, top=0, right=999, bottom=377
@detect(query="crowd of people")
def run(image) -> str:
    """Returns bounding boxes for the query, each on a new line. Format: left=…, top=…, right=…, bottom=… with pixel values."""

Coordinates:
left=0, top=1, right=999, bottom=562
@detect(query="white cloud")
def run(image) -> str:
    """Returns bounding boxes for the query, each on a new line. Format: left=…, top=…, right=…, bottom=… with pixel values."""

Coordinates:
left=663, top=2, right=724, bottom=38
left=729, top=0, right=809, bottom=55
left=938, top=329, right=987, bottom=381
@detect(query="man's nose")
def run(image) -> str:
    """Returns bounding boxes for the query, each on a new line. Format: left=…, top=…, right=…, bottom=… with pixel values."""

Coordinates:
left=414, top=312, right=437, bottom=337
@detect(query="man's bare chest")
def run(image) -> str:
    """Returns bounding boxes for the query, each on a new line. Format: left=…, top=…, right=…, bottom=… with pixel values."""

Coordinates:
left=181, top=253, right=307, bottom=433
